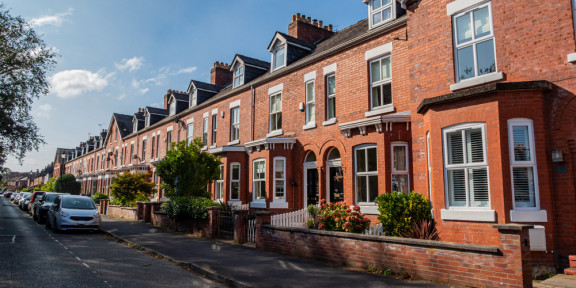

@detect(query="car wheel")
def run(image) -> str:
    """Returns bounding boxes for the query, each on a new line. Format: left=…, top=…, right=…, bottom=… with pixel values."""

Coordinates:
left=33, top=213, right=38, bottom=221
left=45, top=217, right=51, bottom=229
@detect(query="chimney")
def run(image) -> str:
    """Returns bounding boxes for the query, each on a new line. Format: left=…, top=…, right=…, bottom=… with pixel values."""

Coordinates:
left=210, top=61, right=232, bottom=86
left=288, top=13, right=334, bottom=44
left=164, top=90, right=171, bottom=110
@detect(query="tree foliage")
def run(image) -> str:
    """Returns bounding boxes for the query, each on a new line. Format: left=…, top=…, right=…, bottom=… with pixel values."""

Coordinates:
left=109, top=172, right=155, bottom=207
left=375, top=192, right=432, bottom=237
left=54, top=174, right=81, bottom=195
left=41, top=177, right=56, bottom=192
left=155, top=138, right=221, bottom=198
left=0, top=4, right=57, bottom=164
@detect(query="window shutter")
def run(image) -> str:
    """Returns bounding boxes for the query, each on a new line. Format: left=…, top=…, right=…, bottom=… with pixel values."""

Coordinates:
left=469, top=168, right=489, bottom=207
left=448, top=169, right=466, bottom=206
left=448, top=132, right=464, bottom=164
left=513, top=167, right=535, bottom=207
left=467, top=129, right=484, bottom=163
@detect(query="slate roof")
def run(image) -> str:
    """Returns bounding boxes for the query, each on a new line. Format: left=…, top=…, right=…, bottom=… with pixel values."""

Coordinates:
left=190, top=80, right=222, bottom=92
left=271, top=32, right=318, bottom=50
left=113, top=113, right=134, bottom=137
left=172, top=92, right=189, bottom=102
left=235, top=54, right=270, bottom=69
left=146, top=106, right=168, bottom=116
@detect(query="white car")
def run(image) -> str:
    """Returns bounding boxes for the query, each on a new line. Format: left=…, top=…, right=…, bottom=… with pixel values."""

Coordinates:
left=46, top=195, right=101, bottom=233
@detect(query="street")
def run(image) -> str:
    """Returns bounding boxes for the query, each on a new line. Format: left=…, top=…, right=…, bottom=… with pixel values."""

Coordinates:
left=0, top=196, right=223, bottom=288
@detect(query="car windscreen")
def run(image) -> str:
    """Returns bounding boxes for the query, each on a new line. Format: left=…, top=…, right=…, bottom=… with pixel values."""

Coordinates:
left=61, top=198, right=96, bottom=210
left=44, top=194, right=60, bottom=203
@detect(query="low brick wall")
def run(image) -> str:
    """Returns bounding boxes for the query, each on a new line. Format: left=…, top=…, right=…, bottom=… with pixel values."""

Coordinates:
left=255, top=212, right=532, bottom=288
left=106, top=205, right=138, bottom=221
left=151, top=211, right=210, bottom=238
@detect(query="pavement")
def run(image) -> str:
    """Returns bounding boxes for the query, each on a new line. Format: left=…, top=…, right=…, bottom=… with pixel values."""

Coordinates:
left=101, top=216, right=446, bottom=288
left=101, top=216, right=576, bottom=288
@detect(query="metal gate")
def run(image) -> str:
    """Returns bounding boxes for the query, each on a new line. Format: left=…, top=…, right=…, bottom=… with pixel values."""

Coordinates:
left=218, top=209, right=235, bottom=239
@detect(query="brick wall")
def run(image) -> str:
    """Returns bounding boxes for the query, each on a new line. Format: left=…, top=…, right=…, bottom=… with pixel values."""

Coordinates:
left=106, top=205, right=138, bottom=221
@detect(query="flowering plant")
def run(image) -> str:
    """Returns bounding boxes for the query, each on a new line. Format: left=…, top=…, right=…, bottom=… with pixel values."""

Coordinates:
left=307, top=200, right=370, bottom=233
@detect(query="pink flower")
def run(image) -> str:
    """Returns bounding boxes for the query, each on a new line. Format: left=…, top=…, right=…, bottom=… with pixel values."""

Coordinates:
left=343, top=222, right=351, bottom=227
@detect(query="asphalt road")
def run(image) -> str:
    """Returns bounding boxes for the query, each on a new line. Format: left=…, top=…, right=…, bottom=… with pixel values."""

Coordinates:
left=0, top=195, right=224, bottom=288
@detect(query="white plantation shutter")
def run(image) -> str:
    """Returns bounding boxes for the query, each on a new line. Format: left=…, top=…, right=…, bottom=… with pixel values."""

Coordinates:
left=448, top=132, right=464, bottom=164
left=469, top=168, right=489, bottom=207
left=448, top=169, right=466, bottom=206
left=509, top=120, right=538, bottom=209
left=467, top=129, right=484, bottom=163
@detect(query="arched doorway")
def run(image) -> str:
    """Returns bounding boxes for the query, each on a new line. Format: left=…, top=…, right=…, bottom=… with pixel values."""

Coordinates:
left=326, top=148, right=344, bottom=203
left=303, top=151, right=318, bottom=207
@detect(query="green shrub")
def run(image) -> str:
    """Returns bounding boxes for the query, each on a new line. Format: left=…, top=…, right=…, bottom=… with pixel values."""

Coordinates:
left=162, top=196, right=220, bottom=220
left=308, top=200, right=370, bottom=233
left=375, top=192, right=432, bottom=237
left=92, top=193, right=109, bottom=204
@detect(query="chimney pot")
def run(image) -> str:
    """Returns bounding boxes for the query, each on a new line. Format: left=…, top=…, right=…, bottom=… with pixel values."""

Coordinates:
left=313, top=19, right=318, bottom=25
left=307, top=17, right=311, bottom=23
left=328, top=24, right=333, bottom=31
left=318, top=20, right=323, bottom=28
left=292, top=14, right=297, bottom=22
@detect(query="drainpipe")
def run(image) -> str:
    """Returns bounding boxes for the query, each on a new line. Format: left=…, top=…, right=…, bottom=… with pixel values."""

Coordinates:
left=250, top=85, right=254, bottom=142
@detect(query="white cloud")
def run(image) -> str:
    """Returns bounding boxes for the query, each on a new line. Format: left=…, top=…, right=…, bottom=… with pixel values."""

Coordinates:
left=116, top=57, right=144, bottom=72
left=140, top=88, right=150, bottom=94
left=118, top=94, right=127, bottom=100
left=176, top=66, right=197, bottom=74
left=50, top=70, right=108, bottom=98
left=35, top=104, right=53, bottom=119
left=30, top=8, right=74, bottom=27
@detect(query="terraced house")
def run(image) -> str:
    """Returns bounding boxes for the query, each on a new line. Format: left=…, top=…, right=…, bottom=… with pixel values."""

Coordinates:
left=50, top=0, right=576, bottom=271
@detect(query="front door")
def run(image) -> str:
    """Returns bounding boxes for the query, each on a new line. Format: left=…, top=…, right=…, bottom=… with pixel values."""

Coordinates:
left=306, top=168, right=319, bottom=206
left=329, top=166, right=344, bottom=202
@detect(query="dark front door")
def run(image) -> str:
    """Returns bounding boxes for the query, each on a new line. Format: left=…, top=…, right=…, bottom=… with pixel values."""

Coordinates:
left=306, top=168, right=319, bottom=205
left=329, top=166, right=344, bottom=202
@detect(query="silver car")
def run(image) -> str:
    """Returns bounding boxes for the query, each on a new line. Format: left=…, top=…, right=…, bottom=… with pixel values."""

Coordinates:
left=46, top=195, right=101, bottom=233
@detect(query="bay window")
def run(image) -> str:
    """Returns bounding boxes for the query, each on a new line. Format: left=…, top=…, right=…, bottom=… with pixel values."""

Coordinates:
left=355, top=145, right=378, bottom=203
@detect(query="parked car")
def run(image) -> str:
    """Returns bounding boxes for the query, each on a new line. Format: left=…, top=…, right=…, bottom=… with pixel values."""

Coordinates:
left=18, top=193, right=32, bottom=210
left=46, top=195, right=101, bottom=233
left=11, top=192, right=22, bottom=203
left=4, top=191, right=13, bottom=198
left=34, top=192, right=68, bottom=223
left=28, top=191, right=46, bottom=213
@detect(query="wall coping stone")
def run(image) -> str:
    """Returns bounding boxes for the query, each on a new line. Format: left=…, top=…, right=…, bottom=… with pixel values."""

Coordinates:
left=255, top=211, right=274, bottom=216
left=492, top=224, right=534, bottom=231
left=264, top=225, right=500, bottom=254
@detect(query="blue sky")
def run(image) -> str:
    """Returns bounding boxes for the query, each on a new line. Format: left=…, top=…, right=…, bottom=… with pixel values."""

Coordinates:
left=3, top=0, right=367, bottom=173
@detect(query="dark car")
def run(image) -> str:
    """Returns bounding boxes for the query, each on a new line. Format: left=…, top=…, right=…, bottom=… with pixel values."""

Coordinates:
left=28, top=191, right=46, bottom=213
left=34, top=192, right=69, bottom=223
left=4, top=191, right=13, bottom=198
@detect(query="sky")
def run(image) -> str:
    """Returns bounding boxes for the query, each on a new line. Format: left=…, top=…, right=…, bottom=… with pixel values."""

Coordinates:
left=3, top=0, right=368, bottom=173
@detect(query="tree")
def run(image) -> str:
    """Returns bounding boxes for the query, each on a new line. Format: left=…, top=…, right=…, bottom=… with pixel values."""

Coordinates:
left=156, top=138, right=221, bottom=198
left=0, top=4, right=57, bottom=165
left=109, top=172, right=155, bottom=206
left=41, top=177, right=56, bottom=192
left=54, top=174, right=81, bottom=195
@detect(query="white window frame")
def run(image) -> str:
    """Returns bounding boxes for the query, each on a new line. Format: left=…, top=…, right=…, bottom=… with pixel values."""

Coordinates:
left=133, top=120, right=138, bottom=133
left=230, top=107, right=240, bottom=142
left=190, top=89, right=197, bottom=107
left=368, top=0, right=396, bottom=29
left=273, top=157, right=286, bottom=201
left=326, top=74, right=336, bottom=122
left=272, top=43, right=286, bottom=71
left=354, top=144, right=379, bottom=205
left=211, top=114, right=217, bottom=146
left=452, top=2, right=497, bottom=82
left=442, top=123, right=490, bottom=210
left=252, top=159, right=266, bottom=206
left=230, top=162, right=241, bottom=201
left=391, top=142, right=410, bottom=193
left=508, top=119, right=540, bottom=211
left=169, top=99, right=177, bottom=116
left=186, top=123, right=194, bottom=146
left=369, top=55, right=393, bottom=111
left=215, top=164, right=224, bottom=201
left=269, top=92, right=282, bottom=133
left=305, top=80, right=315, bottom=125
left=233, top=65, right=244, bottom=88
left=202, top=117, right=208, bottom=146
left=151, top=136, right=155, bottom=161
left=141, top=139, right=147, bottom=162
left=145, top=112, right=150, bottom=127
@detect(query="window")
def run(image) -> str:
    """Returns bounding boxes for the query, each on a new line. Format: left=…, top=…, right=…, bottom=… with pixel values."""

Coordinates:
left=269, top=92, right=282, bottom=132
left=169, top=99, right=176, bottom=116
left=230, top=107, right=240, bottom=141
left=326, top=74, right=336, bottom=120
left=355, top=145, right=378, bottom=203
left=230, top=163, right=241, bottom=200
left=443, top=123, right=489, bottom=208
left=370, top=56, right=392, bottom=109
left=151, top=136, right=156, bottom=160
left=155, top=134, right=160, bottom=158
left=120, top=147, right=124, bottom=166
left=115, top=129, right=118, bottom=142
left=187, top=123, right=194, bottom=146
left=96, top=156, right=100, bottom=171
left=391, top=143, right=410, bottom=193
left=253, top=159, right=266, bottom=201
left=211, top=114, right=217, bottom=146
left=453, top=2, right=496, bottom=81
left=369, top=0, right=394, bottom=28
left=215, top=164, right=224, bottom=201
left=145, top=113, right=150, bottom=127
left=305, top=81, right=315, bottom=125
left=274, top=157, right=286, bottom=201
left=508, top=119, right=539, bottom=209
left=272, top=44, right=286, bottom=70
left=190, top=89, right=197, bottom=107
left=114, top=149, right=118, bottom=167
left=130, top=143, right=134, bottom=163
left=166, top=131, right=172, bottom=151
left=141, top=139, right=147, bottom=161
left=202, top=117, right=208, bottom=146
left=233, top=65, right=244, bottom=88
left=133, top=120, right=138, bottom=133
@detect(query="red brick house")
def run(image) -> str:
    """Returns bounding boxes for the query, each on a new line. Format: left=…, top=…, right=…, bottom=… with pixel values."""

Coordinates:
left=53, top=0, right=576, bottom=270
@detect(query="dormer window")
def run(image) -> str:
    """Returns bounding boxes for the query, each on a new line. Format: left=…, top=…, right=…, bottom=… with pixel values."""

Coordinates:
left=189, top=89, right=197, bottom=107
left=233, top=65, right=244, bottom=88
left=369, top=0, right=395, bottom=28
left=169, top=98, right=177, bottom=116
left=272, top=43, right=286, bottom=70
left=145, top=112, right=150, bottom=127
left=133, top=119, right=138, bottom=133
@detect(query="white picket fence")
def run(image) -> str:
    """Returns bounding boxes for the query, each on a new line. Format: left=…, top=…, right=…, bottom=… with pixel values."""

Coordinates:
left=271, top=207, right=311, bottom=228
left=364, top=223, right=385, bottom=236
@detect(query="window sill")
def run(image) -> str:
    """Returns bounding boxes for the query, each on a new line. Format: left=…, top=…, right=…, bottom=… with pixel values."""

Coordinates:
left=266, top=129, right=284, bottom=138
left=302, top=123, right=317, bottom=130
left=322, top=118, right=338, bottom=126
left=365, top=105, right=395, bottom=117
left=210, top=145, right=217, bottom=149
left=227, top=140, right=240, bottom=145
left=568, top=52, right=576, bottom=63
left=449, top=72, right=504, bottom=91
left=357, top=204, right=379, bottom=215
left=227, top=200, right=242, bottom=206
left=441, top=209, right=496, bottom=222
left=201, top=147, right=207, bottom=151
left=269, top=201, right=288, bottom=209
left=250, top=201, right=266, bottom=208
left=510, top=210, right=547, bottom=222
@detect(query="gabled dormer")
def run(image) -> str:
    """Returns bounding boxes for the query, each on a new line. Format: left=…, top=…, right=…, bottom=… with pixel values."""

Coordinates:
left=164, top=90, right=189, bottom=116
left=132, top=109, right=145, bottom=133
left=187, top=80, right=222, bottom=108
left=144, top=106, right=168, bottom=127
left=363, top=0, right=406, bottom=29
left=230, top=54, right=270, bottom=88
left=267, top=32, right=317, bottom=71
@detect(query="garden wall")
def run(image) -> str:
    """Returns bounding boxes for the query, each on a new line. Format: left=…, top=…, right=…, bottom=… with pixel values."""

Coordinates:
left=106, top=205, right=138, bottom=221
left=255, top=212, right=533, bottom=288
left=151, top=210, right=212, bottom=238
